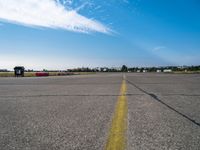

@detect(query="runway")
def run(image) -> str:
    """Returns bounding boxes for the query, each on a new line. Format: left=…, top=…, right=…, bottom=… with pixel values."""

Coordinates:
left=0, top=73, right=200, bottom=150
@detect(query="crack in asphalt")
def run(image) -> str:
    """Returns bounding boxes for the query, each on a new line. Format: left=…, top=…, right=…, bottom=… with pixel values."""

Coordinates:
left=131, top=83, right=199, bottom=85
left=161, top=94, right=200, bottom=96
left=126, top=79, right=200, bottom=127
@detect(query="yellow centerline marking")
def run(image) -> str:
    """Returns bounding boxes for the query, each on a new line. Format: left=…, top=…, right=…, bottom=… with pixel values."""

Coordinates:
left=105, top=78, right=128, bottom=150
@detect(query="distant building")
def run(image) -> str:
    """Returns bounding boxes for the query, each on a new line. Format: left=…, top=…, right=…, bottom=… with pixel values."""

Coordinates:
left=113, top=67, right=121, bottom=71
left=14, top=66, right=25, bottom=77
left=94, top=67, right=101, bottom=72
left=143, top=70, right=147, bottom=73
left=103, top=68, right=108, bottom=72
left=156, top=70, right=162, bottom=73
left=163, top=69, right=172, bottom=73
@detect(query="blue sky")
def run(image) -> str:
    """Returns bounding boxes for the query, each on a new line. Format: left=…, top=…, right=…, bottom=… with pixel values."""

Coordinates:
left=0, top=0, right=200, bottom=70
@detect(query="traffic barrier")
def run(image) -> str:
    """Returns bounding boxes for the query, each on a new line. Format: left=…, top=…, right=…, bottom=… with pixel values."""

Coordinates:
left=35, top=72, right=49, bottom=77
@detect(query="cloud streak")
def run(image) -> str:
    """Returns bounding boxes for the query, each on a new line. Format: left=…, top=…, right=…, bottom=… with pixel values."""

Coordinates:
left=153, top=46, right=166, bottom=51
left=0, top=0, right=110, bottom=34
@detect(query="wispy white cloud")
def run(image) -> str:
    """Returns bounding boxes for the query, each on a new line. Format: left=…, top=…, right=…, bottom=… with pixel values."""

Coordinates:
left=153, top=46, right=166, bottom=51
left=122, top=0, right=129, bottom=3
left=0, top=0, right=110, bottom=34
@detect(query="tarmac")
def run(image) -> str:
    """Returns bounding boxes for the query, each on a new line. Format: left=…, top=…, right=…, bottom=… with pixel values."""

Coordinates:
left=0, top=73, right=200, bottom=150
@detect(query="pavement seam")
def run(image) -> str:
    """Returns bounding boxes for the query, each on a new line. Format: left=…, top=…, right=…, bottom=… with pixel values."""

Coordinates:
left=0, top=94, right=145, bottom=98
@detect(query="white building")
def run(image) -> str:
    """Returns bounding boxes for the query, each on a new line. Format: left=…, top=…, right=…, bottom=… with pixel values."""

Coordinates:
left=156, top=70, right=162, bottom=73
left=143, top=70, right=147, bottom=73
left=163, top=69, right=172, bottom=73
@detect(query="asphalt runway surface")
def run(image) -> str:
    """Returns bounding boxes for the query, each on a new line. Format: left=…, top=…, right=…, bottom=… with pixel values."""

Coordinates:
left=0, top=73, right=200, bottom=150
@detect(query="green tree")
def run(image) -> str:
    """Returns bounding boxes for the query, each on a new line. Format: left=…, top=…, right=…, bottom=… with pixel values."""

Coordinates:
left=121, top=65, right=128, bottom=72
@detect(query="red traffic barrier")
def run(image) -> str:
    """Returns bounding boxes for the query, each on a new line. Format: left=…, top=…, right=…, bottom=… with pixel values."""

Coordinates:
left=35, top=72, right=49, bottom=77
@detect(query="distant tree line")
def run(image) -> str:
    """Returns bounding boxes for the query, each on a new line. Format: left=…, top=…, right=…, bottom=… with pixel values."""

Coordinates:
left=2, top=65, right=200, bottom=73
left=128, top=66, right=200, bottom=72
left=67, top=65, right=200, bottom=72
left=0, top=69, right=9, bottom=72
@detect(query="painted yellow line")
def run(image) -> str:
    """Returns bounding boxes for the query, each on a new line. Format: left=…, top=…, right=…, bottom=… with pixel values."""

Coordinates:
left=105, top=79, right=128, bottom=150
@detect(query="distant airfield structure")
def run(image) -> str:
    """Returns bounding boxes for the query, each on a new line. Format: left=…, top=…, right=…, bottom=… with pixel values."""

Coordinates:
left=14, top=66, right=25, bottom=77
